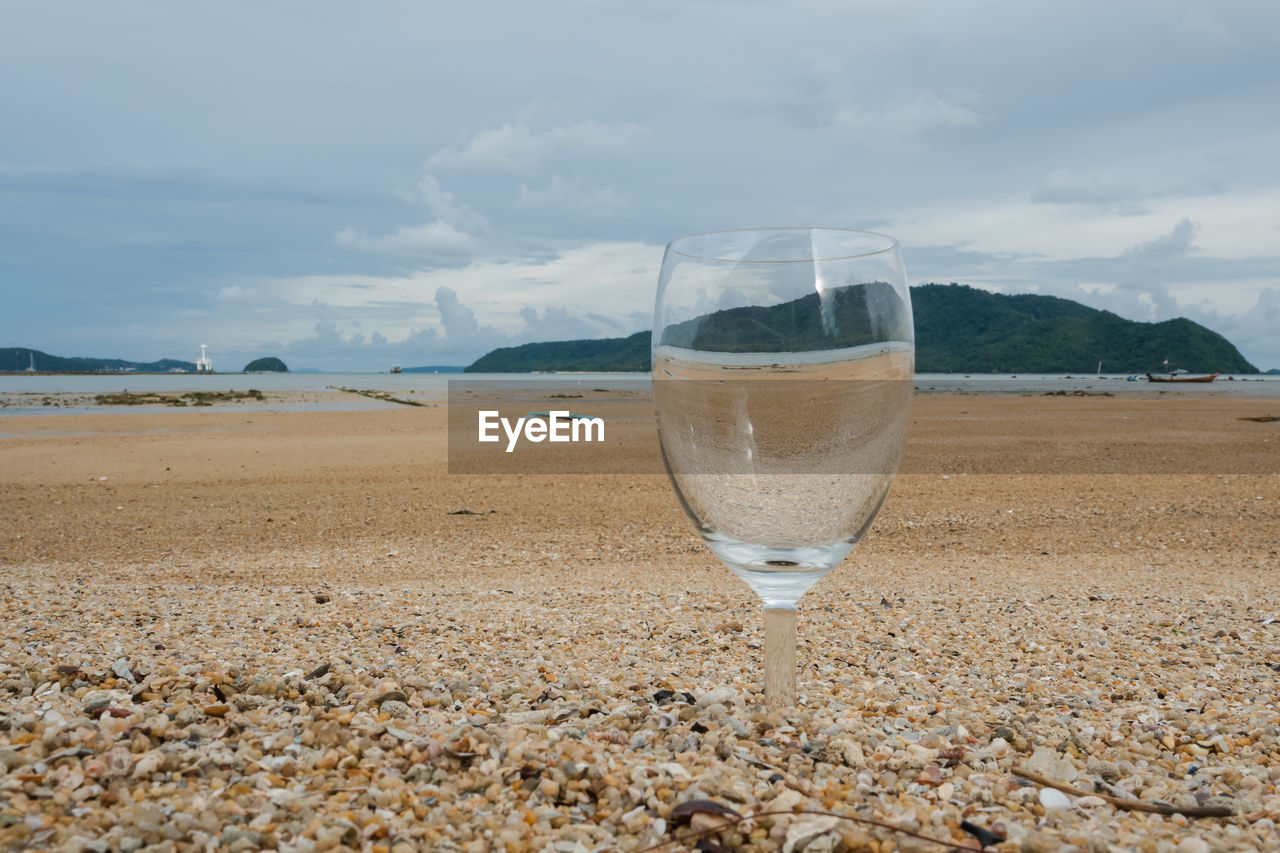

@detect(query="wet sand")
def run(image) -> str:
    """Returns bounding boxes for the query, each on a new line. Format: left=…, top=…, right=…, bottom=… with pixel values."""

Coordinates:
left=1, top=394, right=1278, bottom=850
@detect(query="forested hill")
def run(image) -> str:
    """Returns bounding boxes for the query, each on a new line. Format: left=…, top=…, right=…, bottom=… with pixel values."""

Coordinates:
left=464, top=284, right=1258, bottom=374
left=465, top=331, right=652, bottom=373
left=0, top=348, right=197, bottom=373
left=910, top=284, right=1256, bottom=373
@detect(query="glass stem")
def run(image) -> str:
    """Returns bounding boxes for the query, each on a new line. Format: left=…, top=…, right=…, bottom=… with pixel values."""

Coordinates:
left=764, top=606, right=797, bottom=706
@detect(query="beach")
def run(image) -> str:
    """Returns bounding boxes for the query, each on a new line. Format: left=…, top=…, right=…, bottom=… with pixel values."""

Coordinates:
left=2, top=391, right=1279, bottom=851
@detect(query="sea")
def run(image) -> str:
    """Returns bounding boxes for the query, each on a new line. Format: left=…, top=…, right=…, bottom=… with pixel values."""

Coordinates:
left=1, top=371, right=1278, bottom=417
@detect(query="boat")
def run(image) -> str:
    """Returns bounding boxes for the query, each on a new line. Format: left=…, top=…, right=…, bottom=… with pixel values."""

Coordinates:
left=390, top=364, right=402, bottom=374
left=1145, top=371, right=1220, bottom=383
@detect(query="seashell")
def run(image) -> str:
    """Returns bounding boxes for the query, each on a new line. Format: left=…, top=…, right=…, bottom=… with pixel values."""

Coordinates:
left=656, top=762, right=691, bottom=779
left=781, top=814, right=841, bottom=853
left=1039, top=787, right=1071, bottom=809
left=132, top=751, right=164, bottom=779
left=102, top=746, right=134, bottom=778
left=916, top=765, right=945, bottom=786
left=444, top=735, right=477, bottom=758
left=45, top=747, right=93, bottom=763
left=591, top=730, right=627, bottom=745
left=52, top=766, right=82, bottom=790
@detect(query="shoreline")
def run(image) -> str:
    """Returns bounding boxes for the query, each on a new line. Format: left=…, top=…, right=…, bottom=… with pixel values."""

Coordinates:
left=4, top=379, right=1279, bottom=416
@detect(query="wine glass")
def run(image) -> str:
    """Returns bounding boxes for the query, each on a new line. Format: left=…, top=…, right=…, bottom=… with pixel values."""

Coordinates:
left=652, top=227, right=914, bottom=705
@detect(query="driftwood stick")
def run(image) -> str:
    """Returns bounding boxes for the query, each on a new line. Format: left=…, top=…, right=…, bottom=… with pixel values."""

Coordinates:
left=636, top=807, right=972, bottom=852
left=1011, top=765, right=1234, bottom=818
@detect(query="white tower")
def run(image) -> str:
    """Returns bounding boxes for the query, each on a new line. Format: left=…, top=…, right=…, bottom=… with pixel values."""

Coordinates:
left=196, top=344, right=213, bottom=373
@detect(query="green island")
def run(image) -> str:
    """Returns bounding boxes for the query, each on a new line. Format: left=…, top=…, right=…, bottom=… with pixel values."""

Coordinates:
left=465, top=283, right=1258, bottom=374
left=243, top=357, right=289, bottom=373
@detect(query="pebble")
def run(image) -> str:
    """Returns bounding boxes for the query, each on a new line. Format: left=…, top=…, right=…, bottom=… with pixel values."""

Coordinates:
left=110, top=659, right=135, bottom=684
left=81, top=691, right=115, bottom=713
left=697, top=686, right=742, bottom=707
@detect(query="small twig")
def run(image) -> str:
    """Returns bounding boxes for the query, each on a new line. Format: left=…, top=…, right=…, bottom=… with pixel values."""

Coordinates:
left=635, top=807, right=978, bottom=852
left=1011, top=766, right=1234, bottom=818
left=732, top=748, right=783, bottom=772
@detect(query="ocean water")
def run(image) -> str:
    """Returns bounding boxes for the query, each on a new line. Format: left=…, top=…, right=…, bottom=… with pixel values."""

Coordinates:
left=1, top=371, right=1277, bottom=416
left=0, top=372, right=649, bottom=416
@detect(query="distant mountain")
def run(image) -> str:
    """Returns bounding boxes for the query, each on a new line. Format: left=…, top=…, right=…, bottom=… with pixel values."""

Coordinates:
left=243, top=357, right=288, bottom=372
left=1267, top=369, right=1280, bottom=375
left=463, top=284, right=1259, bottom=374
left=465, top=331, right=651, bottom=373
left=660, top=279, right=908, bottom=355
left=1, top=347, right=197, bottom=373
left=911, top=284, right=1256, bottom=373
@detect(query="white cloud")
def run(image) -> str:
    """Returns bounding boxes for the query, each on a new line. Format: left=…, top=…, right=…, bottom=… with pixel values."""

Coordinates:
left=1123, top=217, right=1197, bottom=260
left=514, top=174, right=625, bottom=215
left=334, top=221, right=478, bottom=255
left=425, top=120, right=645, bottom=174
left=217, top=284, right=252, bottom=301
left=415, top=174, right=489, bottom=232
left=224, top=240, right=660, bottom=366
left=1029, top=170, right=1223, bottom=210
left=829, top=89, right=978, bottom=149
left=334, top=174, right=487, bottom=256
left=891, top=186, right=1280, bottom=264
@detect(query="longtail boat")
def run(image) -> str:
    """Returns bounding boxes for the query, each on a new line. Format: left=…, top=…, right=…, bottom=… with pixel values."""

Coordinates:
left=1145, top=371, right=1220, bottom=383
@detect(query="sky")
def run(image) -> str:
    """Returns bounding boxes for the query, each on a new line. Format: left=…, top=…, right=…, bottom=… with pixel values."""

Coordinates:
left=1, top=1, right=1278, bottom=371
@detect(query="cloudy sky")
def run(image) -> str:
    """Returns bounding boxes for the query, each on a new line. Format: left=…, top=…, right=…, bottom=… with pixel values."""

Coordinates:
left=2, top=1, right=1278, bottom=371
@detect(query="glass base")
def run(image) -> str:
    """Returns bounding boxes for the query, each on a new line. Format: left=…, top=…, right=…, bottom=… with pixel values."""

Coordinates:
left=705, top=535, right=854, bottom=608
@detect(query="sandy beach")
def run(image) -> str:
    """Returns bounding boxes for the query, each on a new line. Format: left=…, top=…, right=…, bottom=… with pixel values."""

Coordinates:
left=2, top=392, right=1279, bottom=851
